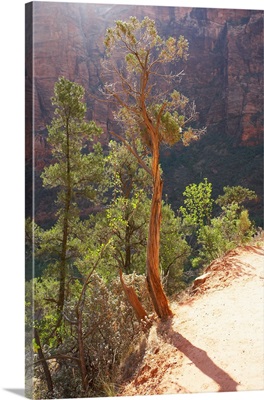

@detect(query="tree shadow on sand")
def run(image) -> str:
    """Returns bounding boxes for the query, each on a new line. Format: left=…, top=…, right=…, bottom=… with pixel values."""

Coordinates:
left=157, top=319, right=239, bottom=392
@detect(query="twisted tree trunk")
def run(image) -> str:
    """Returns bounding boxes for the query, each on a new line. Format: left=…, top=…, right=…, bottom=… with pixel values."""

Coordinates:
left=140, top=77, right=173, bottom=319
left=146, top=154, right=173, bottom=319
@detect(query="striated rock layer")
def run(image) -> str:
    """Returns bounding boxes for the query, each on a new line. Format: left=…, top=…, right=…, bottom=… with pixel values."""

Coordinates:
left=25, top=2, right=263, bottom=223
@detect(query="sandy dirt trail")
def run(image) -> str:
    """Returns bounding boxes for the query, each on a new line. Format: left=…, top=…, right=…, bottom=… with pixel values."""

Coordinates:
left=120, top=242, right=264, bottom=396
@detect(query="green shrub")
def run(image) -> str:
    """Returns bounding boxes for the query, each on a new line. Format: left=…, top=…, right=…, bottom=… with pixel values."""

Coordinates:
left=28, top=273, right=147, bottom=399
left=193, top=204, right=255, bottom=267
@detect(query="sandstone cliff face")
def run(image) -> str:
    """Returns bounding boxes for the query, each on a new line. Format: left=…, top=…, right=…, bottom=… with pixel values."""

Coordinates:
left=169, top=7, right=263, bottom=146
left=226, top=12, right=263, bottom=145
left=26, top=2, right=263, bottom=167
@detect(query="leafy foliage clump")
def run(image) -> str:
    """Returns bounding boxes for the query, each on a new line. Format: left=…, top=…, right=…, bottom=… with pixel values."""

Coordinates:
left=180, top=178, right=213, bottom=228
left=179, top=180, right=257, bottom=268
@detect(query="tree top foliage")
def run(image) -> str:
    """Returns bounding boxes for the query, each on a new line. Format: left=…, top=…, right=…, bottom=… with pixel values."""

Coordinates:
left=104, top=16, right=189, bottom=62
left=102, top=16, right=204, bottom=153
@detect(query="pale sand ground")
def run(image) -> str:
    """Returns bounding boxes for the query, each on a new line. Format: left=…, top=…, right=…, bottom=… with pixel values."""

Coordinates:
left=120, top=242, right=264, bottom=395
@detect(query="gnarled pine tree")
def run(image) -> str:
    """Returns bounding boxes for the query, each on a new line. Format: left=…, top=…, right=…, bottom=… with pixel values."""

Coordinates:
left=102, top=17, right=204, bottom=319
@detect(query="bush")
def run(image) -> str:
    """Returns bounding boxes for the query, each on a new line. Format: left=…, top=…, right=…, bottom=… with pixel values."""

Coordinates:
left=193, top=204, right=255, bottom=267
left=29, top=273, right=148, bottom=399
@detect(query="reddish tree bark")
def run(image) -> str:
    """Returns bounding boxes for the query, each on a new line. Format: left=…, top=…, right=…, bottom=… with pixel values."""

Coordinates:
left=119, top=269, right=148, bottom=322
left=145, top=147, right=173, bottom=319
